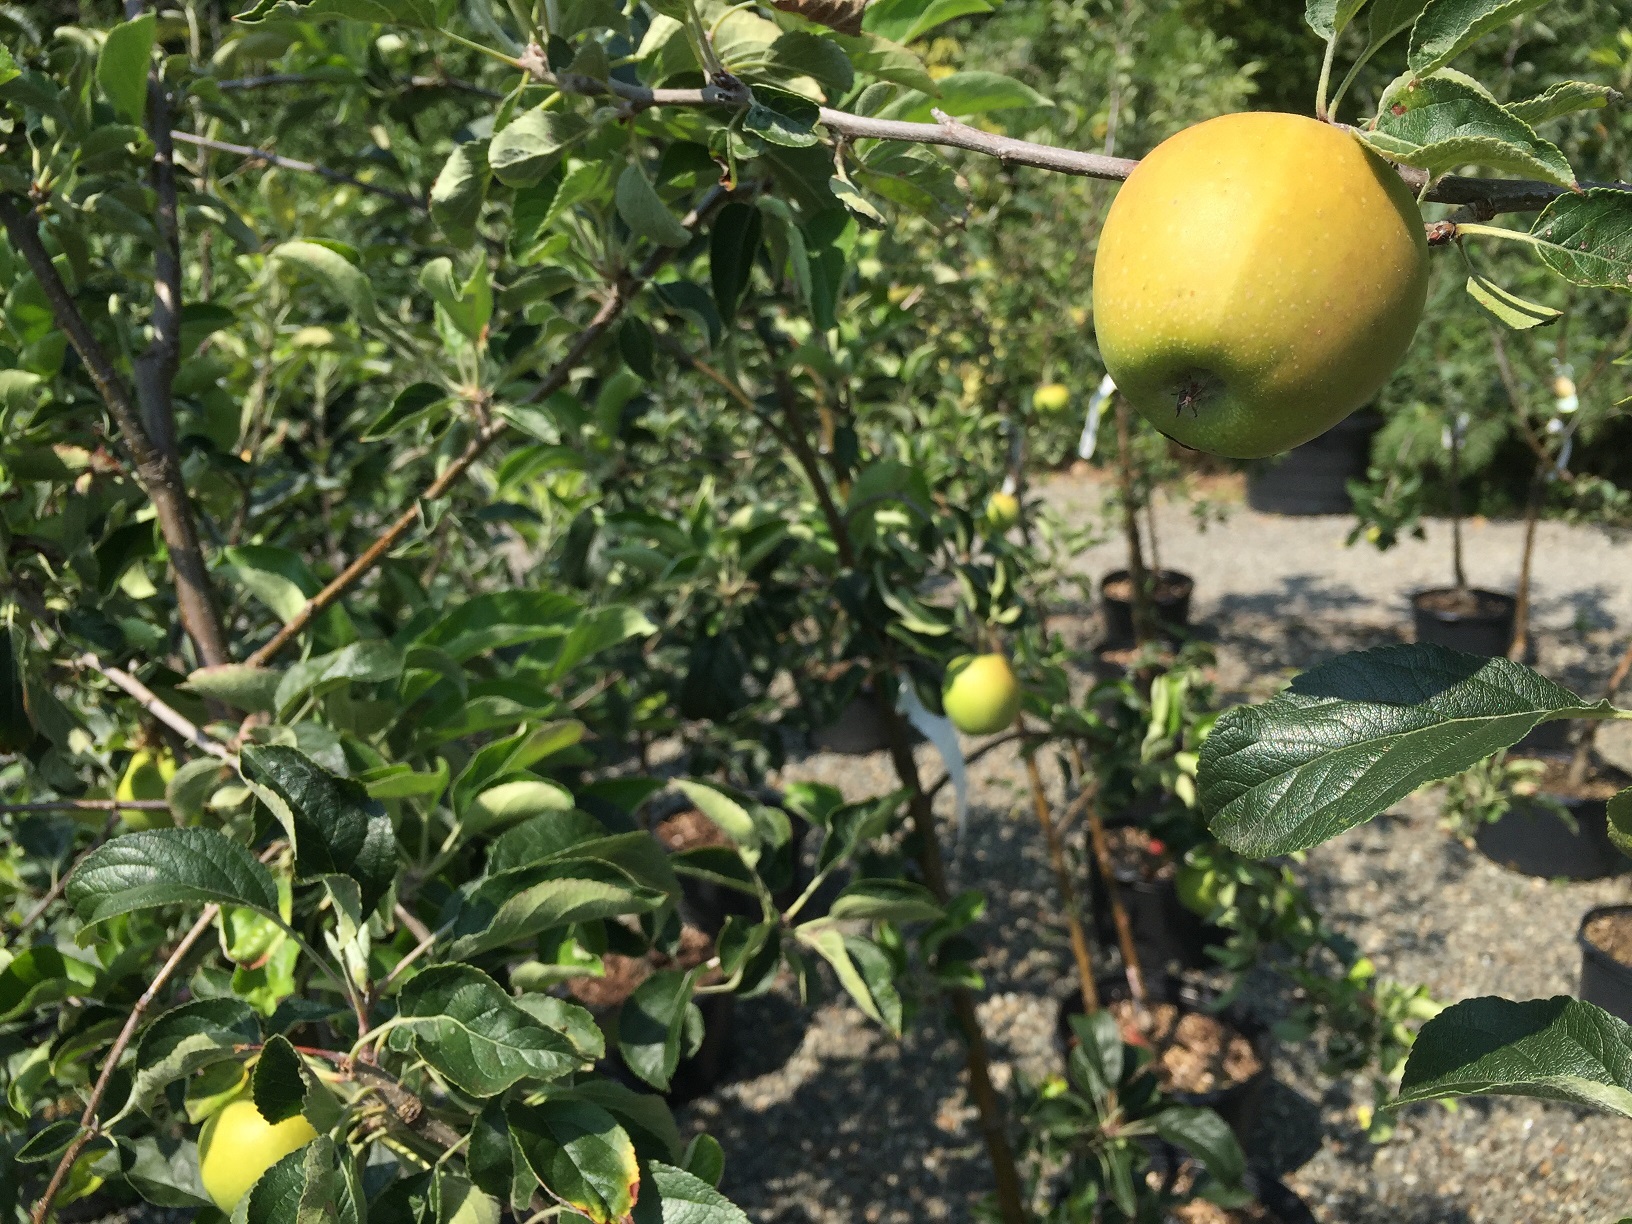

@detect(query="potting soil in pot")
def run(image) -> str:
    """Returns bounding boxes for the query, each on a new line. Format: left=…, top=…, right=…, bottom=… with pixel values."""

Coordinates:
left=1101, top=572, right=1194, bottom=605
left=1414, top=588, right=1514, bottom=620
left=1106, top=824, right=1175, bottom=882
left=1584, top=911, right=1632, bottom=967
left=567, top=924, right=719, bottom=1010
left=656, top=806, right=730, bottom=853
left=1107, top=999, right=1261, bottom=1095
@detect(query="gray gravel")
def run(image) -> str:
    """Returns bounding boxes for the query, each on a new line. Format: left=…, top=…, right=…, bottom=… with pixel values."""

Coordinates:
left=684, top=475, right=1632, bottom=1224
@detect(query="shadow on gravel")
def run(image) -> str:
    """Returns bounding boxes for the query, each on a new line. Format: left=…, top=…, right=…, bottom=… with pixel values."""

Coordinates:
left=1248, top=1079, right=1326, bottom=1177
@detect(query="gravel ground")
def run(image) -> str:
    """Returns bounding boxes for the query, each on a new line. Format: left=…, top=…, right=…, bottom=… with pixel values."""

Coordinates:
left=684, top=475, right=1632, bottom=1224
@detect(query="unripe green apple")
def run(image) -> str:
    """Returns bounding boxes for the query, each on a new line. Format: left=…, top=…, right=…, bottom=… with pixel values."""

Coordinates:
left=116, top=748, right=176, bottom=831
left=1092, top=112, right=1428, bottom=458
left=198, top=1098, right=319, bottom=1211
left=1032, top=382, right=1070, bottom=413
left=985, top=491, right=1020, bottom=532
left=942, top=653, right=1022, bottom=735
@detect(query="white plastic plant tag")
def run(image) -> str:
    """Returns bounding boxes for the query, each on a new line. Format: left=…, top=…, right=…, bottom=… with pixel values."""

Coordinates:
left=1079, top=372, right=1115, bottom=460
left=897, top=674, right=967, bottom=844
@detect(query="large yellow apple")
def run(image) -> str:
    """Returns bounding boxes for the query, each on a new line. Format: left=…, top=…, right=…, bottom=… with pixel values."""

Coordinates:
left=198, top=1097, right=318, bottom=1211
left=1092, top=113, right=1429, bottom=458
left=942, top=653, right=1022, bottom=735
left=116, top=748, right=176, bottom=831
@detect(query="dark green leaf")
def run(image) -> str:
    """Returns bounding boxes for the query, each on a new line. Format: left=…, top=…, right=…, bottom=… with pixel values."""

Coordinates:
left=616, top=165, right=693, bottom=247
left=645, top=1161, right=750, bottom=1223
left=1201, top=645, right=1601, bottom=857
left=126, top=998, right=260, bottom=1115
left=826, top=878, right=942, bottom=922
left=244, top=1137, right=338, bottom=1224
left=507, top=1100, right=639, bottom=1224
left=67, top=828, right=281, bottom=928
left=447, top=871, right=666, bottom=959
left=1304, top=0, right=1368, bottom=39
left=875, top=70, right=1051, bottom=122
left=0, top=947, right=99, bottom=1021
left=1396, top=995, right=1632, bottom=1115
left=253, top=1034, right=308, bottom=1125
left=1528, top=189, right=1632, bottom=290
left=393, top=965, right=582, bottom=1096
left=1409, top=0, right=1554, bottom=75
left=240, top=745, right=398, bottom=916
left=1149, top=1105, right=1245, bottom=1191
left=617, top=969, right=696, bottom=1090
left=862, top=0, right=993, bottom=44
left=1609, top=787, right=1632, bottom=859
left=709, top=202, right=763, bottom=321
left=430, top=143, right=489, bottom=247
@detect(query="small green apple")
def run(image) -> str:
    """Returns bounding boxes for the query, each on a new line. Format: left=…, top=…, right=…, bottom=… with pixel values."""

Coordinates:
left=116, top=748, right=176, bottom=831
left=985, top=491, right=1020, bottom=532
left=1092, top=112, right=1428, bottom=459
left=198, top=1097, right=319, bottom=1211
left=1032, top=383, right=1070, bottom=413
left=942, top=653, right=1022, bottom=735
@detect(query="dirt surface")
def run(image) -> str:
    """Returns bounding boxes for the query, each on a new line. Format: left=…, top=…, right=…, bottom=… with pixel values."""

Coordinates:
left=677, top=478, right=1632, bottom=1224
left=1102, top=571, right=1196, bottom=604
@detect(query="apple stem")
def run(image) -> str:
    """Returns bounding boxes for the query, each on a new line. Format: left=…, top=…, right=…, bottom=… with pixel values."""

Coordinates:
left=1315, top=36, right=1338, bottom=121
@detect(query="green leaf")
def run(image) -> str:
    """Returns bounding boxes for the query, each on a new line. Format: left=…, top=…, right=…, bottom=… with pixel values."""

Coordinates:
left=1608, top=787, right=1632, bottom=859
left=118, top=1135, right=212, bottom=1208
left=0, top=45, right=18, bottom=90
left=97, top=14, right=156, bottom=123
left=1360, top=73, right=1574, bottom=188
left=1409, top=0, right=1555, bottom=76
left=245, top=1137, right=340, bottom=1224
left=1149, top=1106, right=1245, bottom=1192
left=826, top=878, right=942, bottom=922
left=466, top=779, right=576, bottom=835
left=1508, top=81, right=1621, bottom=125
left=743, top=88, right=822, bottom=148
left=0, top=947, right=99, bottom=1022
left=834, top=32, right=937, bottom=94
left=67, top=828, right=281, bottom=928
left=1305, top=0, right=1368, bottom=39
left=863, top=0, right=993, bottom=44
left=709, top=202, right=763, bottom=321
left=1366, top=0, right=1431, bottom=48
left=447, top=872, right=666, bottom=959
left=253, top=1034, right=308, bottom=1125
left=1397, top=996, right=1632, bottom=1115
left=393, top=965, right=583, bottom=1096
left=795, top=924, right=883, bottom=1024
left=220, top=545, right=321, bottom=625
left=646, top=1161, right=750, bottom=1223
left=420, top=257, right=492, bottom=344
left=617, top=969, right=696, bottom=1090
left=616, top=165, right=693, bottom=247
left=490, top=110, right=588, bottom=188
left=875, top=70, right=1051, bottom=123
left=269, top=241, right=377, bottom=323
left=431, top=143, right=489, bottom=247
left=237, top=0, right=454, bottom=29
left=414, top=590, right=582, bottom=662
left=125, top=998, right=260, bottom=1116
left=1200, top=644, right=1601, bottom=857
left=184, top=663, right=282, bottom=715
left=275, top=642, right=403, bottom=717
left=672, top=779, right=759, bottom=847
left=1464, top=273, right=1562, bottom=328
left=766, top=32, right=855, bottom=100
left=507, top=1100, right=639, bottom=1224
left=1528, top=189, right=1632, bottom=290
left=240, top=745, right=398, bottom=917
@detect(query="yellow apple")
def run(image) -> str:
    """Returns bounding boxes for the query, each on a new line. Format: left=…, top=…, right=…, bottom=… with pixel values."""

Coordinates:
left=116, top=748, right=176, bottom=831
left=942, top=653, right=1022, bottom=735
left=198, top=1098, right=319, bottom=1211
left=985, top=491, right=1020, bottom=532
left=1032, top=383, right=1070, bottom=413
left=1092, top=113, right=1428, bottom=458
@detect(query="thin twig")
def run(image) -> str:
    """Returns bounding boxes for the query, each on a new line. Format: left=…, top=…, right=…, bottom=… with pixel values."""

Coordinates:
left=511, top=49, right=1599, bottom=217
left=1020, top=733, right=1100, bottom=1016
left=0, top=799, right=169, bottom=813
left=393, top=901, right=433, bottom=945
left=171, top=131, right=426, bottom=210
left=0, top=197, right=230, bottom=666
left=75, top=654, right=235, bottom=761
left=31, top=906, right=218, bottom=1224
left=244, top=184, right=735, bottom=666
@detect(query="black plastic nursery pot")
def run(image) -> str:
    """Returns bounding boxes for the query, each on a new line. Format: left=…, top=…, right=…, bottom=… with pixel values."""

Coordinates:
left=1089, top=868, right=1225, bottom=989
left=1410, top=587, right=1517, bottom=658
left=1473, top=755, right=1631, bottom=881
left=1579, top=905, right=1632, bottom=1025
left=1058, top=976, right=1271, bottom=1146
left=1246, top=409, right=1380, bottom=517
left=602, top=991, right=737, bottom=1107
left=1101, top=568, right=1195, bottom=647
